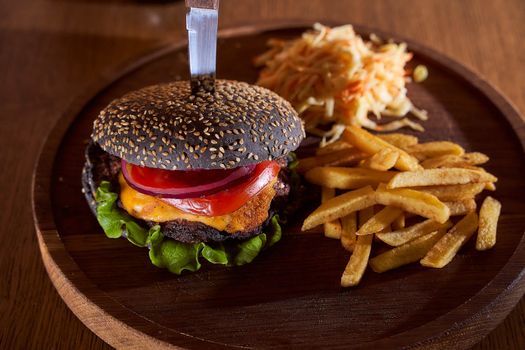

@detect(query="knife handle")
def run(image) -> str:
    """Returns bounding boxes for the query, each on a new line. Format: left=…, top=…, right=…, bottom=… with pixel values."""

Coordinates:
left=185, top=0, right=219, bottom=10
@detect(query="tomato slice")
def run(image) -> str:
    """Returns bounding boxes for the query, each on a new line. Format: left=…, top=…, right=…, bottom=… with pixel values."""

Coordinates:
left=124, top=160, right=255, bottom=199
left=129, top=163, right=242, bottom=189
left=122, top=160, right=280, bottom=216
left=159, top=161, right=280, bottom=216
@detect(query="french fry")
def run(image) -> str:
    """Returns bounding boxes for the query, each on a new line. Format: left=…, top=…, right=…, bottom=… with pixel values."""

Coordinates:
left=302, top=186, right=376, bottom=231
left=375, top=184, right=450, bottom=223
left=387, top=168, right=497, bottom=189
left=485, top=182, right=496, bottom=191
left=360, top=148, right=400, bottom=171
left=341, top=212, right=357, bottom=252
left=420, top=152, right=489, bottom=169
left=322, top=187, right=342, bottom=239
left=358, top=206, right=375, bottom=228
left=377, top=133, right=419, bottom=148
left=374, top=209, right=391, bottom=242
left=376, top=219, right=452, bottom=246
left=330, top=152, right=370, bottom=168
left=405, top=141, right=464, bottom=161
left=322, top=187, right=335, bottom=201
left=414, top=183, right=486, bottom=201
left=359, top=207, right=376, bottom=241
left=357, top=206, right=403, bottom=235
left=343, top=125, right=421, bottom=171
left=392, top=213, right=405, bottom=230
left=476, top=196, right=502, bottom=251
left=445, top=199, right=476, bottom=216
left=458, top=165, right=487, bottom=172
left=460, top=166, right=497, bottom=191
left=316, top=140, right=352, bottom=155
left=305, top=167, right=397, bottom=189
left=421, top=212, right=479, bottom=268
left=297, top=148, right=368, bottom=173
left=341, top=233, right=373, bottom=287
left=370, top=230, right=446, bottom=273
left=379, top=224, right=391, bottom=233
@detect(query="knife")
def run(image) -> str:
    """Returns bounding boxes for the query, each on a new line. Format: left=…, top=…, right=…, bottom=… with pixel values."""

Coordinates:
left=185, top=0, right=219, bottom=94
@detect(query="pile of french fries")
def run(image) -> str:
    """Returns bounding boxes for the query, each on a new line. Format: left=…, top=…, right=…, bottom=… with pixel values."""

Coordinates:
left=300, top=125, right=502, bottom=287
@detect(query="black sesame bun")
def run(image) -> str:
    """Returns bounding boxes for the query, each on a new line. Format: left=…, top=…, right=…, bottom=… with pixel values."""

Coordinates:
left=92, top=80, right=305, bottom=170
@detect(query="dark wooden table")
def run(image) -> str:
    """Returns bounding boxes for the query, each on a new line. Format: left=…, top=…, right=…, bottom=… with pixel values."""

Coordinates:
left=1, top=0, right=524, bottom=348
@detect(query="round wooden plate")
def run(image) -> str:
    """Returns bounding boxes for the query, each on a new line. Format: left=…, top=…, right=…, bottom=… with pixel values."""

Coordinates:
left=32, top=23, right=525, bottom=349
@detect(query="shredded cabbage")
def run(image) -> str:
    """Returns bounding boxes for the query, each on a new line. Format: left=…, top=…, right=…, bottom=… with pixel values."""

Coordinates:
left=255, top=23, right=427, bottom=141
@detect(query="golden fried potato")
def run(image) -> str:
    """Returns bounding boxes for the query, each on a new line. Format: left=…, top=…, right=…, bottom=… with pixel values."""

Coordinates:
left=358, top=206, right=375, bottom=228
left=341, top=233, right=373, bottom=287
left=302, top=186, right=376, bottom=231
left=444, top=199, right=476, bottom=216
left=379, top=224, right=391, bottom=234
left=420, top=152, right=489, bottom=169
left=458, top=166, right=497, bottom=191
left=387, top=168, right=497, bottom=188
left=360, top=148, right=400, bottom=171
left=413, top=183, right=486, bottom=201
left=370, top=230, right=446, bottom=273
left=343, top=125, right=420, bottom=171
left=305, top=167, right=397, bottom=189
left=316, top=140, right=353, bottom=155
left=297, top=148, right=368, bottom=173
left=375, top=184, right=450, bottom=223
left=476, top=196, right=502, bottom=251
left=485, top=182, right=496, bottom=191
left=405, top=141, right=464, bottom=161
left=377, top=133, right=419, bottom=148
left=420, top=212, right=479, bottom=268
left=392, top=213, right=405, bottom=230
left=376, top=219, right=452, bottom=246
left=357, top=206, right=403, bottom=235
left=341, top=212, right=357, bottom=252
left=322, top=187, right=342, bottom=239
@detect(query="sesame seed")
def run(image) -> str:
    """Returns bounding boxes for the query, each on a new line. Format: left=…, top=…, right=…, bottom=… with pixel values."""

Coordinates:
left=91, top=79, right=304, bottom=169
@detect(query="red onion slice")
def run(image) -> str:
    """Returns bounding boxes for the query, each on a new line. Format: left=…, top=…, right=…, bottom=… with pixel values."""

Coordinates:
left=121, top=160, right=256, bottom=199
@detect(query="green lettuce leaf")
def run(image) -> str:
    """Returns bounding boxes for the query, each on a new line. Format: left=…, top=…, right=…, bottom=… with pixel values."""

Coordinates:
left=266, top=215, right=282, bottom=248
left=94, top=181, right=283, bottom=274
left=95, top=181, right=149, bottom=247
left=287, top=151, right=299, bottom=170
left=146, top=224, right=163, bottom=247
left=201, top=244, right=230, bottom=265
left=150, top=240, right=205, bottom=274
left=234, top=233, right=267, bottom=265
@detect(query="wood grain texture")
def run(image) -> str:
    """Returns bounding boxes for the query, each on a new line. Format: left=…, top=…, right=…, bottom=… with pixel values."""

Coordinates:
left=1, top=0, right=524, bottom=349
left=32, top=24, right=525, bottom=349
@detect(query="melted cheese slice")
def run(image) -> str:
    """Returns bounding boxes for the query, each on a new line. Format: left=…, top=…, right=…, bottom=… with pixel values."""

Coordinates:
left=119, top=173, right=276, bottom=234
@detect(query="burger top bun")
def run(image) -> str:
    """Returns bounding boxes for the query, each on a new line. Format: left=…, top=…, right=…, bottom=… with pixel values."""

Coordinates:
left=92, top=80, right=305, bottom=170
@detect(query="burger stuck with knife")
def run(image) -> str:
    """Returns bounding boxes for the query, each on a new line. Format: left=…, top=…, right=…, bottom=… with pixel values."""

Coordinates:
left=82, top=0, right=305, bottom=273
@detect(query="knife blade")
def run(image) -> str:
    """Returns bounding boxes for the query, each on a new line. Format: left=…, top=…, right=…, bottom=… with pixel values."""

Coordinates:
left=186, top=0, right=219, bottom=93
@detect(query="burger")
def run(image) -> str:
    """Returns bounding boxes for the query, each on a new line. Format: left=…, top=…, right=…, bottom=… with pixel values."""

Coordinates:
left=82, top=80, right=305, bottom=273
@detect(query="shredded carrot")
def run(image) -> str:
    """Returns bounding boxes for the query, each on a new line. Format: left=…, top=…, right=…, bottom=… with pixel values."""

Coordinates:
left=255, top=24, right=428, bottom=144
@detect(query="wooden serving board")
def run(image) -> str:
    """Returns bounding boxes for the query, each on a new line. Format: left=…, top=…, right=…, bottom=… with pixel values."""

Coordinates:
left=32, top=23, right=525, bottom=349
